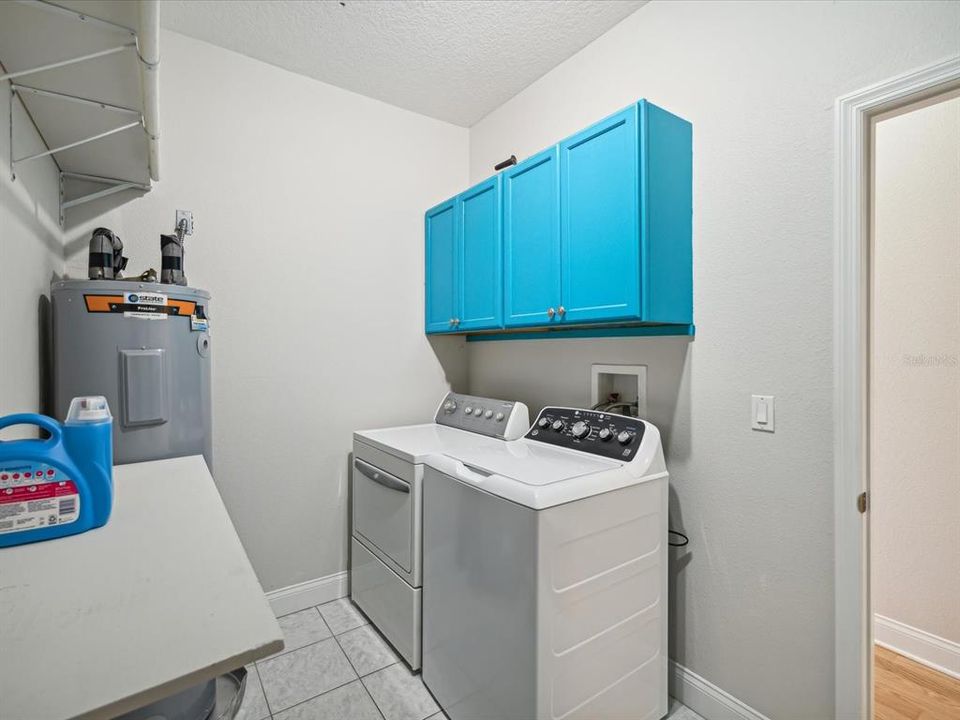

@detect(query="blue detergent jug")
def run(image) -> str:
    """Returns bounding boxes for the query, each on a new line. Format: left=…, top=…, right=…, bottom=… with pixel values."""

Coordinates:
left=0, top=397, right=113, bottom=548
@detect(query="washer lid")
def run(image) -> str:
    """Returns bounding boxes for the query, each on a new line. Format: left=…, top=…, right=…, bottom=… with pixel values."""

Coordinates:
left=445, top=441, right=616, bottom=484
left=354, top=423, right=508, bottom=464
left=425, top=440, right=659, bottom=510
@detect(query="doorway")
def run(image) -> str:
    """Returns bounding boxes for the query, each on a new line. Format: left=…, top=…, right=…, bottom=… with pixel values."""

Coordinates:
left=869, top=92, right=960, bottom=719
left=834, top=55, right=960, bottom=720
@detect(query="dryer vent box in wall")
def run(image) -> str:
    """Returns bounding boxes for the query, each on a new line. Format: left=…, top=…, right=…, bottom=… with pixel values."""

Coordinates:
left=591, top=364, right=647, bottom=418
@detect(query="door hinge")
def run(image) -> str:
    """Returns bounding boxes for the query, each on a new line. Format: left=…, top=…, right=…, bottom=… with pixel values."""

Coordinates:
left=857, top=491, right=868, bottom=514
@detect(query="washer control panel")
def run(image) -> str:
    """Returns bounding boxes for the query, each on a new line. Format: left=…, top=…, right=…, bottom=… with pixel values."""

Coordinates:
left=434, top=393, right=529, bottom=440
left=526, top=407, right=646, bottom=460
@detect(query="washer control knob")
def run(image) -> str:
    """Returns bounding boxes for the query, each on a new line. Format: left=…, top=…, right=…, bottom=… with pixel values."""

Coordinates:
left=571, top=421, right=590, bottom=439
left=443, top=400, right=457, bottom=414
left=465, top=407, right=473, bottom=415
left=617, top=430, right=633, bottom=445
left=484, top=409, right=493, bottom=419
left=551, top=420, right=565, bottom=432
left=537, top=417, right=550, bottom=428
left=598, top=428, right=613, bottom=441
left=496, top=412, right=505, bottom=422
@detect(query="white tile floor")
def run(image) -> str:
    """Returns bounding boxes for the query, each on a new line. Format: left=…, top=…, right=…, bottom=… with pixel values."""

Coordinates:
left=238, top=597, right=703, bottom=720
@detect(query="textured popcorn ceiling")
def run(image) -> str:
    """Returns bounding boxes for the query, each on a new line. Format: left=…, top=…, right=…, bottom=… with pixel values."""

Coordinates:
left=161, top=0, right=647, bottom=127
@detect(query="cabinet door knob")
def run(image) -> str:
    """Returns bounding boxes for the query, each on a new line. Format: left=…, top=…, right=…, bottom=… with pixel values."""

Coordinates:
left=547, top=307, right=556, bottom=318
left=558, top=306, right=566, bottom=316
left=449, top=318, right=455, bottom=325
left=454, top=318, right=460, bottom=325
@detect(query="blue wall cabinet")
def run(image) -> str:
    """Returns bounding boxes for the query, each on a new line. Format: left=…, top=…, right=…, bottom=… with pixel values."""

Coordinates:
left=425, top=178, right=503, bottom=334
left=426, top=99, right=692, bottom=338
left=424, top=199, right=458, bottom=333
left=458, top=176, right=502, bottom=331
left=503, top=147, right=561, bottom=327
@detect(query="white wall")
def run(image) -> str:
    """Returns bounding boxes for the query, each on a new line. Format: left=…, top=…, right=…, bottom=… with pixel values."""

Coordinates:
left=872, top=96, right=960, bottom=645
left=466, top=1, right=960, bottom=717
left=0, top=82, right=63, bottom=433
left=64, top=30, right=470, bottom=591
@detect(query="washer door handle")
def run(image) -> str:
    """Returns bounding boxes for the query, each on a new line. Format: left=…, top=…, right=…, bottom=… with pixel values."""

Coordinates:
left=354, top=459, right=409, bottom=493
left=452, top=461, right=499, bottom=486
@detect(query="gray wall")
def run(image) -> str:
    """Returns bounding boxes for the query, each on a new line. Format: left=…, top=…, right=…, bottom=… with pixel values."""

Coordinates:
left=0, top=76, right=62, bottom=430
left=64, top=30, right=471, bottom=592
left=466, top=1, right=960, bottom=717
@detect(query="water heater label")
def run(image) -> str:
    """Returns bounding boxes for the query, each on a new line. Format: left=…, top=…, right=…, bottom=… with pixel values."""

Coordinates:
left=124, top=291, right=167, bottom=306
left=123, top=291, right=168, bottom=320
left=84, top=294, right=197, bottom=319
left=0, top=480, right=81, bottom=535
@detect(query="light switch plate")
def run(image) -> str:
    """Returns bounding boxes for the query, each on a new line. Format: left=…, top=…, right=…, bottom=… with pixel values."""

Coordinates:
left=752, top=395, right=775, bottom=432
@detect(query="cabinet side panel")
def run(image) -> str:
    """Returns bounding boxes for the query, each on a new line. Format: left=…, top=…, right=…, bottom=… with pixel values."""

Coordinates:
left=643, top=104, right=693, bottom=324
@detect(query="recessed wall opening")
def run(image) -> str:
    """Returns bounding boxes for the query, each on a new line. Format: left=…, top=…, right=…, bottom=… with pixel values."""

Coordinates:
left=590, top=363, right=647, bottom=417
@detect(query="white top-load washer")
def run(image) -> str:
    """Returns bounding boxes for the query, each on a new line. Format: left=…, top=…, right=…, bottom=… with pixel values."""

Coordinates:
left=351, top=393, right=529, bottom=670
left=422, top=406, right=669, bottom=720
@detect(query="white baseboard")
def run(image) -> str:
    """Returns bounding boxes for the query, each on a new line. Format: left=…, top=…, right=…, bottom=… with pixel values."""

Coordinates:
left=670, top=661, right=770, bottom=720
left=874, top=614, right=960, bottom=679
left=265, top=571, right=349, bottom=617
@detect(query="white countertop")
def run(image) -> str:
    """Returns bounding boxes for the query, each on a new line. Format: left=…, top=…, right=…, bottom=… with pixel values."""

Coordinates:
left=0, top=455, right=283, bottom=720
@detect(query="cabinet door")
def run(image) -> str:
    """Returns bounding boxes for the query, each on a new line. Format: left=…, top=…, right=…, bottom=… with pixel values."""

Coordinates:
left=425, top=199, right=458, bottom=333
left=560, top=105, right=640, bottom=323
left=503, top=147, right=561, bottom=328
left=457, top=177, right=502, bottom=331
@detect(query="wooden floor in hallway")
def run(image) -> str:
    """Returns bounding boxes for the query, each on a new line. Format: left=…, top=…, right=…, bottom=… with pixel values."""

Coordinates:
left=874, top=645, right=960, bottom=720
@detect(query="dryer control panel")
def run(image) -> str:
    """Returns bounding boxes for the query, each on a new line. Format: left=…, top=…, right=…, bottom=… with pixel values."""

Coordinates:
left=526, top=407, right=647, bottom=461
left=434, top=393, right=530, bottom=440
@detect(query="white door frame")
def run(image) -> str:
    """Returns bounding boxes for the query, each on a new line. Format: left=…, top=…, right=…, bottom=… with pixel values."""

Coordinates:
left=833, top=54, right=960, bottom=720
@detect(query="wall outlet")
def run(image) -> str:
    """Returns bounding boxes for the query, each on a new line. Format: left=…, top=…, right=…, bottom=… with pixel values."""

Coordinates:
left=752, top=395, right=775, bottom=432
left=176, top=209, right=194, bottom=235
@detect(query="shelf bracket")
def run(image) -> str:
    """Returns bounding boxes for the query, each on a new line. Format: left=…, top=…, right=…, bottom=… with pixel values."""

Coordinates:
left=13, top=118, right=142, bottom=167
left=8, top=84, right=143, bottom=176
left=59, top=171, right=151, bottom=227
left=12, top=84, right=142, bottom=115
left=8, top=83, right=13, bottom=181
left=0, top=43, right=135, bottom=83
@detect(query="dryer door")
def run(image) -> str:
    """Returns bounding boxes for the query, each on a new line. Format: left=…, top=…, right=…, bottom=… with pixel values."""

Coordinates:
left=353, top=458, right=414, bottom=575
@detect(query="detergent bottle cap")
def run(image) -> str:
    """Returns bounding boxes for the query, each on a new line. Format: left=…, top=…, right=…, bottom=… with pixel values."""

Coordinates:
left=66, top=396, right=112, bottom=424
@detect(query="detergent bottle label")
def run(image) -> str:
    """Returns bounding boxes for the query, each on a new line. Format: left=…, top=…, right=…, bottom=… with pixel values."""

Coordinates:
left=0, top=465, right=80, bottom=535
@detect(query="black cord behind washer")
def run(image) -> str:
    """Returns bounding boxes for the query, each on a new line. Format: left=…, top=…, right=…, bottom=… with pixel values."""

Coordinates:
left=668, top=530, right=689, bottom=547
